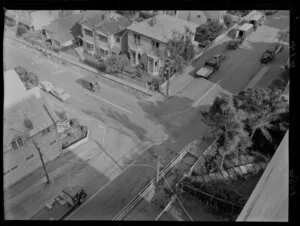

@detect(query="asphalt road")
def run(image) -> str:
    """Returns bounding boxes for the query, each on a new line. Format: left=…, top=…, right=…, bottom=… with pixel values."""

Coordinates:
left=4, top=10, right=289, bottom=221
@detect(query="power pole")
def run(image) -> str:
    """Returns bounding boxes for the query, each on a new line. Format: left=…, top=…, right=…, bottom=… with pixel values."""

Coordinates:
left=155, top=155, right=165, bottom=184
left=166, top=65, right=170, bottom=97
left=32, top=140, right=50, bottom=184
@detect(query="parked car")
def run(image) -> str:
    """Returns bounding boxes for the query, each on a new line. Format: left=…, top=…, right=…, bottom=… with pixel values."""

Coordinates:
left=195, top=54, right=226, bottom=78
left=39, top=81, right=54, bottom=92
left=50, top=87, right=71, bottom=102
left=227, top=38, right=244, bottom=50
left=261, top=50, right=275, bottom=64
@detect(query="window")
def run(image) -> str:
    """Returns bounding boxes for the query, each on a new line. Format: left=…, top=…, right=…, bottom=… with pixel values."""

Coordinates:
left=98, top=34, right=108, bottom=43
left=99, top=48, right=108, bottom=56
left=26, top=154, right=34, bottom=161
left=11, top=165, right=18, bottom=171
left=115, top=37, right=120, bottom=43
left=11, top=137, right=23, bottom=151
left=84, top=29, right=93, bottom=37
left=46, top=127, right=51, bottom=133
left=151, top=40, right=159, bottom=49
left=85, top=42, right=94, bottom=51
left=134, top=33, right=140, bottom=45
left=49, top=140, right=56, bottom=145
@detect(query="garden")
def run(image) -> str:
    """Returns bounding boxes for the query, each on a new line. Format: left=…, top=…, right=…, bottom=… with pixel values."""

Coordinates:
left=179, top=87, right=289, bottom=219
left=14, top=66, right=39, bottom=90
left=54, top=108, right=88, bottom=150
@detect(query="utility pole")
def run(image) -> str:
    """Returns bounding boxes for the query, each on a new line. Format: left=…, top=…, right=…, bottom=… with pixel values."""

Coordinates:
left=32, top=140, right=51, bottom=184
left=155, top=155, right=165, bottom=184
left=166, top=63, right=170, bottom=97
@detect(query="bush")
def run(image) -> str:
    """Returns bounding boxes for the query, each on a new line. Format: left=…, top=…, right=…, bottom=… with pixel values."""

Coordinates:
left=16, top=24, right=29, bottom=37
left=223, top=14, right=233, bottom=28
left=83, top=58, right=106, bottom=72
left=27, top=72, right=39, bottom=87
left=70, top=118, right=80, bottom=128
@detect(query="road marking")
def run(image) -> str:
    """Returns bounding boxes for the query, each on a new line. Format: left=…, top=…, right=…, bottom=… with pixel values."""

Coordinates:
left=53, top=68, right=66, bottom=76
left=192, top=79, right=222, bottom=107
left=86, top=92, right=132, bottom=114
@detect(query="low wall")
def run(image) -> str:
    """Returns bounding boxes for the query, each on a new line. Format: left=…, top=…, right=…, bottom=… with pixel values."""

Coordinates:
left=63, top=129, right=89, bottom=151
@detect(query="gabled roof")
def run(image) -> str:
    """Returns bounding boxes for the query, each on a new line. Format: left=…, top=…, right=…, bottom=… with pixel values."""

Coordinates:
left=127, top=14, right=199, bottom=44
left=4, top=87, right=58, bottom=151
left=177, top=11, right=207, bottom=26
left=4, top=69, right=27, bottom=109
left=43, top=12, right=85, bottom=43
left=80, top=11, right=132, bottom=36
left=31, top=11, right=58, bottom=30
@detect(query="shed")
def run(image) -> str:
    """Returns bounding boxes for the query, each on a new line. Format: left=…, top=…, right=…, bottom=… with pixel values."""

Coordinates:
left=237, top=23, right=254, bottom=39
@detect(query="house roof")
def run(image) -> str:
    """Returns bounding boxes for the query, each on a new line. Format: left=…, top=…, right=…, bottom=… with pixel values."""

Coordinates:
left=4, top=69, right=27, bottom=109
left=43, top=12, right=85, bottom=43
left=81, top=11, right=132, bottom=36
left=177, top=11, right=207, bottom=26
left=3, top=87, right=58, bottom=151
left=239, top=23, right=253, bottom=31
left=31, top=11, right=58, bottom=30
left=127, top=14, right=199, bottom=44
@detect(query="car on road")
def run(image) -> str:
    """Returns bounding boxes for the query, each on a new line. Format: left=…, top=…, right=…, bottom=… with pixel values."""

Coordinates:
left=260, top=50, right=275, bottom=64
left=39, top=81, right=54, bottom=92
left=76, top=76, right=100, bottom=92
left=227, top=38, right=244, bottom=50
left=50, top=87, right=71, bottom=102
left=195, top=54, right=226, bottom=78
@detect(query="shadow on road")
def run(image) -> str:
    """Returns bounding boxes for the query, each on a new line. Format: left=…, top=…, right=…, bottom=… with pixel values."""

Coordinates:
left=5, top=149, right=112, bottom=220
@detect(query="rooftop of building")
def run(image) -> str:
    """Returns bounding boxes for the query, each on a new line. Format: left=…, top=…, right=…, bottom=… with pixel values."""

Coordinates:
left=127, top=14, right=199, bottom=44
left=4, top=87, right=58, bottom=152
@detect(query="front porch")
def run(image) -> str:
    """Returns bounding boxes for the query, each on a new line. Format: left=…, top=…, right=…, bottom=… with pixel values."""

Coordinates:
left=129, top=49, right=161, bottom=76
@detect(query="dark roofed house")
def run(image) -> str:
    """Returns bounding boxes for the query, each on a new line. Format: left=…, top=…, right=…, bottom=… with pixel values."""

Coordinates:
left=3, top=87, right=61, bottom=189
left=80, top=11, right=132, bottom=58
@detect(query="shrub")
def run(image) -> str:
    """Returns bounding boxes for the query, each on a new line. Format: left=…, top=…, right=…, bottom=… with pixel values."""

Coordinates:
left=223, top=14, right=233, bottom=28
left=54, top=108, right=68, bottom=122
left=70, top=118, right=80, bottom=128
left=27, top=72, right=39, bottom=87
left=16, top=24, right=29, bottom=37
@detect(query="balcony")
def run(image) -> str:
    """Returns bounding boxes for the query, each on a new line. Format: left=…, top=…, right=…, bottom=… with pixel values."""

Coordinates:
left=129, top=40, right=143, bottom=52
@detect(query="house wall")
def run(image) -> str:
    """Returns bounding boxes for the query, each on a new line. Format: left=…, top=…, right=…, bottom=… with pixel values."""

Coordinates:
left=120, top=31, right=128, bottom=53
left=3, top=124, right=61, bottom=189
left=127, top=30, right=166, bottom=75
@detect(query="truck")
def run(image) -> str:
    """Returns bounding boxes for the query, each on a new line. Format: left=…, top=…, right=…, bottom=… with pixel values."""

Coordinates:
left=30, top=186, right=87, bottom=220
left=195, top=54, right=225, bottom=79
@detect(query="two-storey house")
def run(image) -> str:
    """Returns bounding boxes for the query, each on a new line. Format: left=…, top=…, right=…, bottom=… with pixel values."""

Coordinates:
left=4, top=70, right=61, bottom=189
left=126, top=14, right=199, bottom=76
left=80, top=11, right=132, bottom=58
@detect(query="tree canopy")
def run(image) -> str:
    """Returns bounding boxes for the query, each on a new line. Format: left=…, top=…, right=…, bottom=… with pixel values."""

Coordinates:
left=202, top=88, right=289, bottom=162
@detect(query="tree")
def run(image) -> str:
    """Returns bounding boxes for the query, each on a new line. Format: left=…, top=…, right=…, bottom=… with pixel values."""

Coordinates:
left=223, top=14, right=233, bottom=28
left=105, top=54, right=131, bottom=74
left=16, top=24, right=28, bottom=37
left=166, top=27, right=195, bottom=65
left=202, top=95, right=252, bottom=170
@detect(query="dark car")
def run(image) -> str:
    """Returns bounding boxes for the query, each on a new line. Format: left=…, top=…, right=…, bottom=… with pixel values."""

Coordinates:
left=261, top=50, right=275, bottom=64
left=76, top=76, right=100, bottom=92
left=210, top=53, right=226, bottom=63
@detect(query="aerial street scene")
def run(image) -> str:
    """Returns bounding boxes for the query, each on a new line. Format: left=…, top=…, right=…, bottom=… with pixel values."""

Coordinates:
left=4, top=10, right=290, bottom=221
